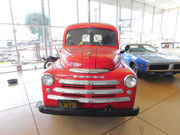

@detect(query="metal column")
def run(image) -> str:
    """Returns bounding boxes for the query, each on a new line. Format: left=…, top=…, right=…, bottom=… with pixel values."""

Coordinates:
left=173, top=11, right=179, bottom=41
left=151, top=6, right=155, bottom=33
left=159, top=9, right=164, bottom=41
left=99, top=0, right=101, bottom=23
left=9, top=0, right=22, bottom=71
left=41, top=0, right=48, bottom=58
left=118, top=1, right=121, bottom=43
left=48, top=0, right=53, bottom=56
left=76, top=0, right=79, bottom=23
left=140, top=3, right=145, bottom=43
left=88, top=0, right=91, bottom=22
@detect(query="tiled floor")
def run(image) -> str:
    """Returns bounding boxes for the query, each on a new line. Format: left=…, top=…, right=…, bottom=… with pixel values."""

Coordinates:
left=0, top=69, right=180, bottom=135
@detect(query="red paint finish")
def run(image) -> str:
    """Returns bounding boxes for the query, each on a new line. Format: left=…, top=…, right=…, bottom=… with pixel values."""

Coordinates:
left=41, top=23, right=138, bottom=111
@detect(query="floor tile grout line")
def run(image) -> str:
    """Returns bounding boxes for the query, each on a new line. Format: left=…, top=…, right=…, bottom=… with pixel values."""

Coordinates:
left=101, top=91, right=180, bottom=135
left=101, top=117, right=135, bottom=135
left=0, top=103, right=29, bottom=113
left=136, top=116, right=169, bottom=135
left=0, top=100, right=41, bottom=113
left=139, top=90, right=180, bottom=115
left=22, top=81, right=41, bottom=135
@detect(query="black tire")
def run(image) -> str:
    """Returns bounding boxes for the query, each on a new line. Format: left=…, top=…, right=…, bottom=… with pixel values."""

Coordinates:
left=130, top=62, right=144, bottom=77
left=130, top=62, right=138, bottom=74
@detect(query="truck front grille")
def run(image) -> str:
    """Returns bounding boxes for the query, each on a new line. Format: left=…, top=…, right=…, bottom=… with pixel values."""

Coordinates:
left=173, top=64, right=180, bottom=70
left=149, top=64, right=169, bottom=70
left=61, top=84, right=85, bottom=89
left=57, top=79, right=121, bottom=98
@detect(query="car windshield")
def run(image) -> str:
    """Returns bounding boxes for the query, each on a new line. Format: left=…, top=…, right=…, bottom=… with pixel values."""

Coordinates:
left=129, top=44, right=157, bottom=52
left=161, top=42, right=180, bottom=48
left=65, top=28, right=116, bottom=46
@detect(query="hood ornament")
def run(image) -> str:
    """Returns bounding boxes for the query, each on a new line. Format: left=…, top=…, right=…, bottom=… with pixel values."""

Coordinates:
left=88, top=51, right=91, bottom=57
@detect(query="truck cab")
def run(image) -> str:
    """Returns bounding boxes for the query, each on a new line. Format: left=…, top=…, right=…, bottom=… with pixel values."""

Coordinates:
left=38, top=23, right=139, bottom=116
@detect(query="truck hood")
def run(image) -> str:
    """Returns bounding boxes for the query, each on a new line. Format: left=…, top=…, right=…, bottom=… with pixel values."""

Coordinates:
left=60, top=46, right=119, bottom=70
left=131, top=52, right=180, bottom=63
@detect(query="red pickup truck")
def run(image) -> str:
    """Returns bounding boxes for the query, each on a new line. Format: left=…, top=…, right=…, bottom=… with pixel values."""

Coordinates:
left=38, top=23, right=139, bottom=116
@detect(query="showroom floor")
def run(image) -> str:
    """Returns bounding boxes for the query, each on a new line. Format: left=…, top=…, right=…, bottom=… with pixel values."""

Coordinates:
left=0, top=69, right=180, bottom=135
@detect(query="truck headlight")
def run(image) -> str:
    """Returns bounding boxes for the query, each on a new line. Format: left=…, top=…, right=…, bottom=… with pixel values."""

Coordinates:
left=41, top=73, right=54, bottom=86
left=124, top=75, right=137, bottom=88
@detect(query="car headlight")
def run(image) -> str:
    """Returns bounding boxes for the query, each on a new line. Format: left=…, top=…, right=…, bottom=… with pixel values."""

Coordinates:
left=41, top=73, right=54, bottom=86
left=124, top=75, right=137, bottom=88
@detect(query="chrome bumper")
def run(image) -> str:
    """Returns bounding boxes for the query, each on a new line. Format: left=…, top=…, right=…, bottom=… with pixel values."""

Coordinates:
left=53, top=87, right=124, bottom=95
left=69, top=68, right=109, bottom=73
left=47, top=94, right=131, bottom=103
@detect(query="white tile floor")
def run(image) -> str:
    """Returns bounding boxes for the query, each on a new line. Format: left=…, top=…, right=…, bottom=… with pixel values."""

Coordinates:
left=0, top=69, right=180, bottom=135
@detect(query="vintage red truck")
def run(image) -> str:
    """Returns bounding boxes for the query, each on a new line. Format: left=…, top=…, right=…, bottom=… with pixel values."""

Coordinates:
left=38, top=23, right=139, bottom=116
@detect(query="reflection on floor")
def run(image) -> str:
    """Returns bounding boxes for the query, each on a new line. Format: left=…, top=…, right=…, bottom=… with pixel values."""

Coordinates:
left=0, top=69, right=180, bottom=135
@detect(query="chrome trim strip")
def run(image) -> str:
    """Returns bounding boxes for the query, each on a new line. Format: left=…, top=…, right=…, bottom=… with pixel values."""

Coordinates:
left=59, top=79, right=120, bottom=85
left=47, top=94, right=131, bottom=103
left=147, top=69, right=180, bottom=72
left=53, top=87, right=124, bottom=95
left=69, top=68, right=109, bottom=73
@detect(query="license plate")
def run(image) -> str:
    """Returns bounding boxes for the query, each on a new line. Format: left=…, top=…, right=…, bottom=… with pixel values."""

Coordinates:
left=58, top=100, right=78, bottom=109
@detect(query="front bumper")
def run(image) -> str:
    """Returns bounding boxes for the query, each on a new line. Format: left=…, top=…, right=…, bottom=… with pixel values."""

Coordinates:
left=38, top=103, right=139, bottom=117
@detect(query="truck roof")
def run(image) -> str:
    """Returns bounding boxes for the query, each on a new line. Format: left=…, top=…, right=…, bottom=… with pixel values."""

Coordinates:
left=66, top=23, right=117, bottom=31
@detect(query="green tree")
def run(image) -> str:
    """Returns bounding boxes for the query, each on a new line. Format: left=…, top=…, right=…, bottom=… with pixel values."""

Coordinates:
left=25, top=13, right=49, bottom=39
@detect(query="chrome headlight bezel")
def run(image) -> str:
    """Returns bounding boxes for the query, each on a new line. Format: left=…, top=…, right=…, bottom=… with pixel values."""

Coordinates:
left=124, top=75, right=137, bottom=88
left=41, top=73, right=54, bottom=86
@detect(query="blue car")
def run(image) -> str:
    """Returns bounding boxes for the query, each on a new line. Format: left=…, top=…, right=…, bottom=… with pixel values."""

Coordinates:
left=120, top=44, right=180, bottom=76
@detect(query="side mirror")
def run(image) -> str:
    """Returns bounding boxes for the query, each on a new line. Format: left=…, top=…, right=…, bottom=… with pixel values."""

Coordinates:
left=120, top=45, right=130, bottom=54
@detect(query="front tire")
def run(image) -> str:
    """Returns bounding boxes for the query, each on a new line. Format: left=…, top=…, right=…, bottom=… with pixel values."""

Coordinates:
left=130, top=62, right=138, bottom=74
left=130, top=62, right=143, bottom=77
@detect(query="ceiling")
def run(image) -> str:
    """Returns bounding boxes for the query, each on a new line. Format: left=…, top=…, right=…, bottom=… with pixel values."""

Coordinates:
left=137, top=0, right=180, bottom=9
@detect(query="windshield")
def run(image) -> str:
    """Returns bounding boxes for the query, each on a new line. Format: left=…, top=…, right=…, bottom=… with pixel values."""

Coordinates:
left=65, top=28, right=116, bottom=46
left=129, top=44, right=157, bottom=52
left=161, top=42, right=180, bottom=48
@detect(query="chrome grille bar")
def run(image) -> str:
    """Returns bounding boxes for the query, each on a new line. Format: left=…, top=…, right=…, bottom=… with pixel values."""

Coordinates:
left=69, top=68, right=109, bottom=73
left=59, top=79, right=120, bottom=86
left=47, top=94, right=131, bottom=103
left=53, top=87, right=124, bottom=95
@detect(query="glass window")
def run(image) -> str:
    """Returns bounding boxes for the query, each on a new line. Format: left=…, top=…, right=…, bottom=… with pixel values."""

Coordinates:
left=132, top=1, right=143, bottom=33
left=119, top=0, right=132, bottom=43
left=65, top=28, right=116, bottom=46
left=131, top=1, right=143, bottom=43
left=161, top=10, right=168, bottom=41
left=50, top=0, right=77, bottom=26
left=11, top=0, right=41, bottom=24
left=143, top=5, right=153, bottom=33
left=14, top=25, right=45, bottom=64
left=129, top=44, right=157, bottom=52
left=79, top=0, right=88, bottom=23
left=101, top=0, right=116, bottom=26
left=153, top=8, right=162, bottom=34
left=166, top=11, right=177, bottom=41
left=0, top=1, right=12, bottom=23
left=175, top=11, right=180, bottom=41
left=90, top=0, right=99, bottom=22
left=0, top=24, right=16, bottom=73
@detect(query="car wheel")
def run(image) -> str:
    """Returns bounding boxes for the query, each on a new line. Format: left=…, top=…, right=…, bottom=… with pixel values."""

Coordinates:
left=130, top=62, right=138, bottom=74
